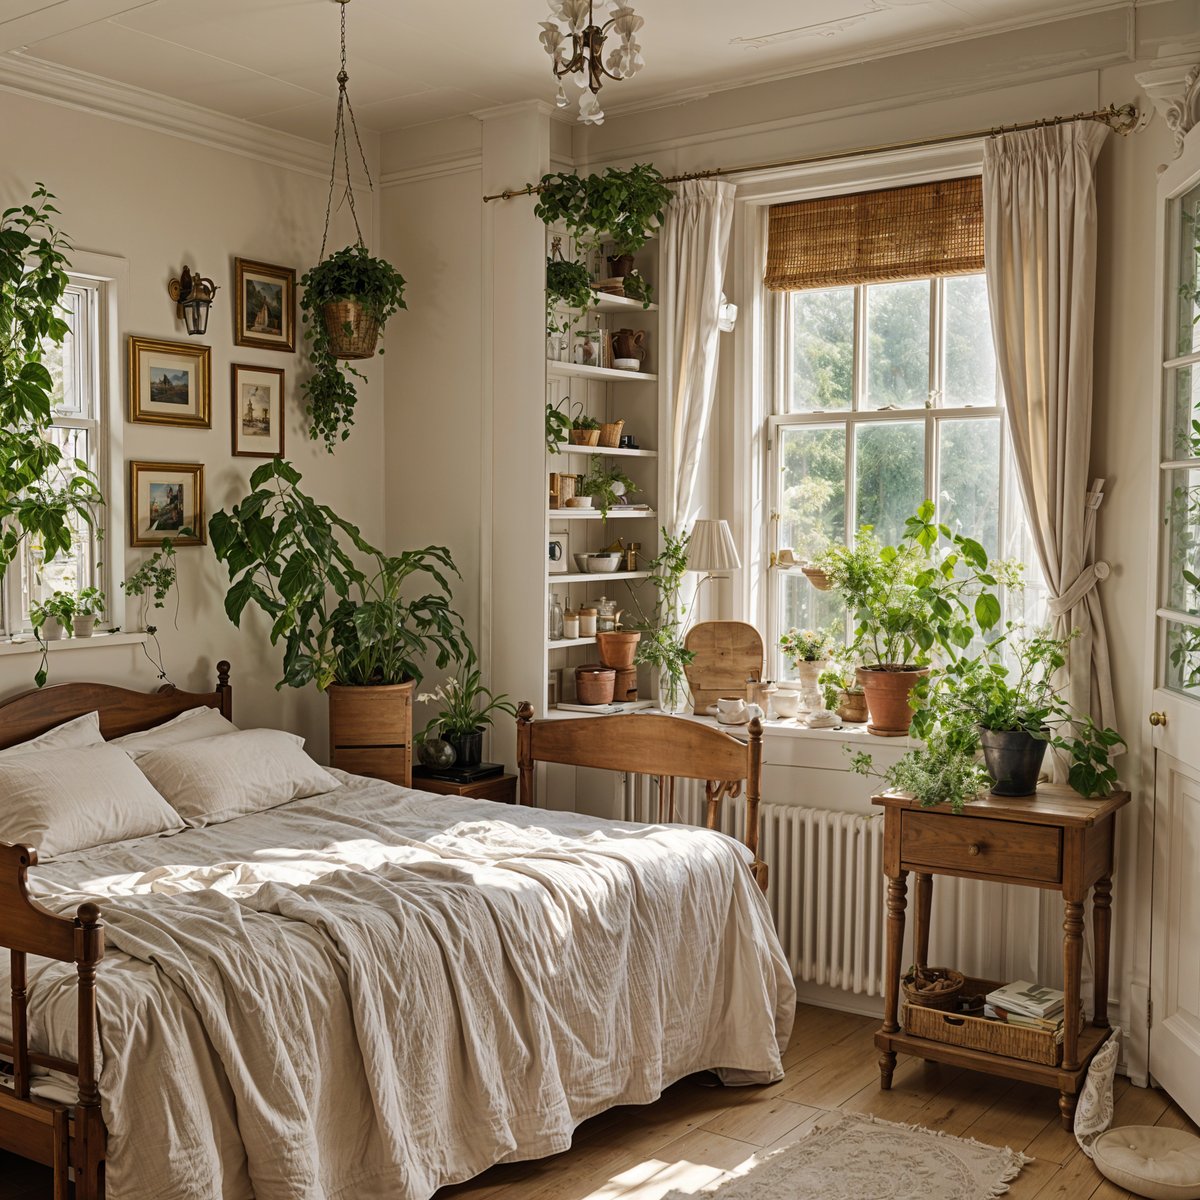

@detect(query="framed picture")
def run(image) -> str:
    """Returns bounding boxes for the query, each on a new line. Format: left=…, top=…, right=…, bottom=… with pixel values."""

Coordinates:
left=234, top=258, right=296, bottom=352
left=128, top=336, right=211, bottom=427
left=129, top=461, right=205, bottom=547
left=231, top=364, right=285, bottom=458
left=549, top=529, right=572, bottom=575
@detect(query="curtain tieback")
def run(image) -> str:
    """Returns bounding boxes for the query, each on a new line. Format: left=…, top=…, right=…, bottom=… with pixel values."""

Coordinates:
left=1047, top=561, right=1110, bottom=617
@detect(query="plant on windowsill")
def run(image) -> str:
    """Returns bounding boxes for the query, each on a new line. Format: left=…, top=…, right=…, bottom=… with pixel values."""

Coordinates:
left=577, top=457, right=635, bottom=520
left=209, top=459, right=465, bottom=785
left=0, top=184, right=104, bottom=633
left=779, top=627, right=831, bottom=709
left=817, top=647, right=868, bottom=723
left=625, top=528, right=695, bottom=714
left=416, top=640, right=516, bottom=770
left=299, top=244, right=407, bottom=452
left=30, top=590, right=76, bottom=689
left=71, top=586, right=104, bottom=637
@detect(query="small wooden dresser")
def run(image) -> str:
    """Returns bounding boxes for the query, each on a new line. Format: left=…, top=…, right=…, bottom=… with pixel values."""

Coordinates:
left=873, top=783, right=1131, bottom=1128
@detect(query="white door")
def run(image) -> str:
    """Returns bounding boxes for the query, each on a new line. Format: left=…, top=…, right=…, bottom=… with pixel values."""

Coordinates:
left=1147, top=124, right=1200, bottom=1125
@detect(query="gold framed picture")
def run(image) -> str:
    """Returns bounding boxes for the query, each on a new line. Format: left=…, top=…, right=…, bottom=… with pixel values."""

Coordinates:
left=128, top=336, right=211, bottom=427
left=129, top=461, right=205, bottom=547
left=234, top=258, right=296, bottom=352
left=231, top=364, right=285, bottom=458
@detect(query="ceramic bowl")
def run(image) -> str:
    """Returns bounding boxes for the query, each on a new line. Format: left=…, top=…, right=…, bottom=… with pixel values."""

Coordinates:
left=771, top=691, right=802, bottom=718
left=614, top=357, right=642, bottom=371
left=582, top=552, right=621, bottom=573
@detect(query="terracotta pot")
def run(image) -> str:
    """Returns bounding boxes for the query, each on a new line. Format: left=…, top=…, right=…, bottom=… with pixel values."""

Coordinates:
left=321, top=298, right=380, bottom=360
left=576, top=665, right=616, bottom=705
left=837, top=689, right=869, bottom=724
left=327, top=680, right=413, bottom=785
left=856, top=666, right=928, bottom=737
left=613, top=666, right=638, bottom=703
left=596, top=630, right=640, bottom=670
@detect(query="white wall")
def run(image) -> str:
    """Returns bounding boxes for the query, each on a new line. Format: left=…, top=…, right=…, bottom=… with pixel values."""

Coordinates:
left=0, top=89, right=384, bottom=757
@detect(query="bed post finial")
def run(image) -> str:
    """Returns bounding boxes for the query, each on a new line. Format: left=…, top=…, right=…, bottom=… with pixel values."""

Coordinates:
left=517, top=701, right=534, bottom=724
left=517, top=702, right=535, bottom=807
left=746, top=717, right=766, bottom=891
left=216, top=660, right=232, bottom=720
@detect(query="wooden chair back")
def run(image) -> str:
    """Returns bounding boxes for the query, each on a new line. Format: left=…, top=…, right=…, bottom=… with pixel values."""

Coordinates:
left=516, top=704, right=767, bottom=888
left=683, top=621, right=764, bottom=715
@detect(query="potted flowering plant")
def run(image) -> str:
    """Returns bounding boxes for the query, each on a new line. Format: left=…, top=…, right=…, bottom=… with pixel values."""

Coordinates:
left=818, top=648, right=868, bottom=723
left=417, top=641, right=516, bottom=769
left=779, top=627, right=830, bottom=709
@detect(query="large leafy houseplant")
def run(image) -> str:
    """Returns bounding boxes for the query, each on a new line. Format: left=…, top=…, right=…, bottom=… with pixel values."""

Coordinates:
left=0, top=184, right=103, bottom=597
left=299, top=244, right=407, bottom=452
left=208, top=459, right=463, bottom=690
left=533, top=164, right=672, bottom=256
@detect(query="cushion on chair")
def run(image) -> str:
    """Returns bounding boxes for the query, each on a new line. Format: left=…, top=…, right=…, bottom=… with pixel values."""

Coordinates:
left=1091, top=1126, right=1200, bottom=1199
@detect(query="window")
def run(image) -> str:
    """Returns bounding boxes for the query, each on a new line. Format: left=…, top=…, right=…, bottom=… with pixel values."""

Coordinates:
left=766, top=273, right=1045, bottom=678
left=1, top=277, right=108, bottom=636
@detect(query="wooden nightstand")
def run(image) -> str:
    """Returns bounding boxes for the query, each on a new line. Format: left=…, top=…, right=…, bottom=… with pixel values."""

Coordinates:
left=411, top=771, right=518, bottom=805
left=873, top=783, right=1131, bottom=1129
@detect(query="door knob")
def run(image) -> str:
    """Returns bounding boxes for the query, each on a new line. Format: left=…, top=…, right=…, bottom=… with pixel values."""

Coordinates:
left=1149, top=711, right=1167, bottom=727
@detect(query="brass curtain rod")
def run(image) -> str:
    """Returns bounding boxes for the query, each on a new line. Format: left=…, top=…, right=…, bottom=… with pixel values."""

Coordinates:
left=481, top=102, right=1140, bottom=203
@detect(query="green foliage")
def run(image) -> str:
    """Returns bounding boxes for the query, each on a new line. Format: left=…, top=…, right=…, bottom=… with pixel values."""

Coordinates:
left=779, top=627, right=830, bottom=664
left=74, top=585, right=104, bottom=617
left=0, top=184, right=104, bottom=588
left=208, top=459, right=464, bottom=691
left=122, top=533, right=189, bottom=616
left=533, top=164, right=672, bottom=256
left=31, top=589, right=76, bottom=627
left=417, top=639, right=516, bottom=740
left=627, top=528, right=695, bottom=711
left=572, top=413, right=600, bottom=431
left=299, top=244, right=407, bottom=452
left=849, top=732, right=992, bottom=815
left=577, top=455, right=635, bottom=520
left=817, top=645, right=862, bottom=710
left=546, top=256, right=594, bottom=336
left=621, top=269, right=654, bottom=307
left=546, top=399, right=572, bottom=454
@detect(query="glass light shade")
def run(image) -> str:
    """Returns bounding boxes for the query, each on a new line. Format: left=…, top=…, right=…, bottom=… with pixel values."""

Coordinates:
left=180, top=297, right=212, bottom=336
left=688, top=519, right=741, bottom=573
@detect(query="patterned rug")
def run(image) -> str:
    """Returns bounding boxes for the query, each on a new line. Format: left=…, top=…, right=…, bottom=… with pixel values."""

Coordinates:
left=662, top=1112, right=1032, bottom=1200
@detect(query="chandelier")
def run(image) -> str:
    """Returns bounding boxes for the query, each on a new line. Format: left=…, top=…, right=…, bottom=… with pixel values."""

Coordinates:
left=539, top=1, right=644, bottom=126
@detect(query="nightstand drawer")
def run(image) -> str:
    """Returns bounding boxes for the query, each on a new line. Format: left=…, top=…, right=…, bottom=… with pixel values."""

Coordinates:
left=901, top=811, right=1062, bottom=883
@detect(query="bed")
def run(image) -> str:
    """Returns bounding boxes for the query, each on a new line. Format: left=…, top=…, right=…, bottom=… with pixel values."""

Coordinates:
left=0, top=667, right=795, bottom=1200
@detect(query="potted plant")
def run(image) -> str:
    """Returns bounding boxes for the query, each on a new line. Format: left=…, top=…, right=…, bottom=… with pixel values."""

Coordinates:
left=0, top=185, right=104, bottom=603
left=849, top=729, right=993, bottom=815
left=72, top=586, right=105, bottom=637
left=578, top=457, right=635, bottom=520
left=546, top=253, right=594, bottom=336
left=779, top=627, right=830, bottom=709
left=32, top=591, right=75, bottom=641
left=546, top=400, right=572, bottom=454
left=209, top=460, right=465, bottom=785
left=570, top=413, right=601, bottom=446
left=299, top=244, right=407, bottom=452
left=817, top=649, right=868, bottom=723
left=911, top=625, right=1125, bottom=798
left=813, top=501, right=1005, bottom=736
left=621, top=268, right=654, bottom=307
left=417, top=641, right=516, bottom=769
left=122, top=531, right=191, bottom=685
left=626, top=528, right=695, bottom=714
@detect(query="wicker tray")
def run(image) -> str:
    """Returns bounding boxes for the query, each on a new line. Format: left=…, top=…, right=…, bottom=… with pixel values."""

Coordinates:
left=902, top=976, right=1077, bottom=1067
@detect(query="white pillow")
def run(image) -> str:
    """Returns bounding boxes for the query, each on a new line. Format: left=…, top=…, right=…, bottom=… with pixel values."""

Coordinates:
left=0, top=710, right=103, bottom=759
left=109, top=705, right=238, bottom=760
left=135, top=729, right=341, bottom=827
left=0, top=744, right=184, bottom=859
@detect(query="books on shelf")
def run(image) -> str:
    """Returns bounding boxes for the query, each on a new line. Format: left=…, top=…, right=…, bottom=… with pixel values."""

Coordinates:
left=983, top=1004, right=1064, bottom=1033
left=984, top=980, right=1064, bottom=1020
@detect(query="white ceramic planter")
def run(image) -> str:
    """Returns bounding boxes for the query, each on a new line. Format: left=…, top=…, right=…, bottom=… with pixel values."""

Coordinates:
left=41, top=617, right=67, bottom=641
left=73, top=615, right=97, bottom=638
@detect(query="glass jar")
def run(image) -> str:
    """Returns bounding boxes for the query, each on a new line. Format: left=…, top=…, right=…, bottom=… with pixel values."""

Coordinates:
left=574, top=329, right=602, bottom=366
left=563, top=608, right=580, bottom=639
left=578, top=607, right=598, bottom=637
left=548, top=594, right=564, bottom=641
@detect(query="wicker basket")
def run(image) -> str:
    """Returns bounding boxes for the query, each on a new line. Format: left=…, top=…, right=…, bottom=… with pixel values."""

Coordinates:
left=570, top=428, right=601, bottom=446
left=575, top=665, right=616, bottom=705
left=321, top=299, right=380, bottom=360
left=598, top=420, right=625, bottom=448
left=902, top=966, right=965, bottom=1012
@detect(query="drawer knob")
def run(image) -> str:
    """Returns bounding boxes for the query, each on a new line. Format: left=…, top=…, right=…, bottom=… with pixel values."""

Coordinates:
left=968, top=842, right=982, bottom=856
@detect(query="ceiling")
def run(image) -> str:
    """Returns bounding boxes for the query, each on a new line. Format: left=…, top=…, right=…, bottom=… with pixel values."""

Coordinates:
left=1, top=0, right=1118, bottom=141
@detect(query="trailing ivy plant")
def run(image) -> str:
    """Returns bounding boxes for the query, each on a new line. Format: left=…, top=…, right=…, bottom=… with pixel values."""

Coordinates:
left=621, top=268, right=654, bottom=307
left=545, top=399, right=572, bottom=454
left=624, top=528, right=695, bottom=712
left=122, top=531, right=192, bottom=685
left=546, top=256, right=594, bottom=336
left=532, top=164, right=672, bottom=256
left=0, top=184, right=103, bottom=589
left=299, top=244, right=407, bottom=452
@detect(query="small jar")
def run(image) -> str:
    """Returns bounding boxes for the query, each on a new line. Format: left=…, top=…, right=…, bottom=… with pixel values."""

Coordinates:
left=548, top=594, right=564, bottom=641
left=624, top=541, right=640, bottom=572
left=563, top=608, right=580, bottom=639
left=578, top=607, right=598, bottom=637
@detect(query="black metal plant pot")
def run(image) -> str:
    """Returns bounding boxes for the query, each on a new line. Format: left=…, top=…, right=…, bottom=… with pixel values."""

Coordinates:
left=978, top=727, right=1048, bottom=796
left=445, top=727, right=484, bottom=768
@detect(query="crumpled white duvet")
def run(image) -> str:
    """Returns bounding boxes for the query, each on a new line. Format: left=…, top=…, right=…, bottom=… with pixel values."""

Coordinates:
left=14, top=771, right=795, bottom=1200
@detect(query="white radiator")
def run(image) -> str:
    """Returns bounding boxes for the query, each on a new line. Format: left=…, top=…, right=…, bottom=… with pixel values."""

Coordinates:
left=622, top=779, right=887, bottom=996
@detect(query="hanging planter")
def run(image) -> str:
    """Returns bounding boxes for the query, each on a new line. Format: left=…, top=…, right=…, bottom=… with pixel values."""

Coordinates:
left=300, top=0, right=407, bottom=452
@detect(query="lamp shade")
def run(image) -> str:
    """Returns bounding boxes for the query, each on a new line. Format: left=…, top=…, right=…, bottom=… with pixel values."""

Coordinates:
left=688, top=519, right=741, bottom=573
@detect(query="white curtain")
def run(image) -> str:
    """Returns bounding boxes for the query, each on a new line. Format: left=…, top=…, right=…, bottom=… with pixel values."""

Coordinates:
left=661, top=179, right=736, bottom=533
left=982, top=121, right=1116, bottom=735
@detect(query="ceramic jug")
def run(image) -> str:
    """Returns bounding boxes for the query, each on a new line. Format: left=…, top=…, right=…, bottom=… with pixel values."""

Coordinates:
left=611, top=328, right=646, bottom=362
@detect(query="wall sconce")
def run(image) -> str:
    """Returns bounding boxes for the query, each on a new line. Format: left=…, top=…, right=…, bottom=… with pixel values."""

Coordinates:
left=167, top=266, right=218, bottom=336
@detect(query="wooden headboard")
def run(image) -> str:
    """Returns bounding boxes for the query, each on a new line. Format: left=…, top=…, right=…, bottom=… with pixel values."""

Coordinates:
left=0, top=660, right=232, bottom=750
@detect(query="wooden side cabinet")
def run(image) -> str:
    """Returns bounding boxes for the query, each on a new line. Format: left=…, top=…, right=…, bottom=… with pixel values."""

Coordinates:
left=873, top=783, right=1131, bottom=1129
left=411, top=771, right=518, bottom=805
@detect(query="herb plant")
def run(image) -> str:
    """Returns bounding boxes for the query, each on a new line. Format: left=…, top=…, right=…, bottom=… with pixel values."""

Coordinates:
left=577, top=456, right=635, bottom=519
left=533, top=165, right=673, bottom=256
left=573, top=414, right=601, bottom=431
left=849, top=732, right=992, bottom=815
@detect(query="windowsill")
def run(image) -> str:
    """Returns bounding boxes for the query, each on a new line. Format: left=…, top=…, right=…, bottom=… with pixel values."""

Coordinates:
left=0, top=631, right=149, bottom=658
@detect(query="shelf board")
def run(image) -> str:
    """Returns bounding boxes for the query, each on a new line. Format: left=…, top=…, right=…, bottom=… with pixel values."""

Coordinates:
left=549, top=570, right=651, bottom=583
left=547, top=361, right=658, bottom=383
left=547, top=635, right=598, bottom=650
left=553, top=444, right=657, bottom=458
left=549, top=508, right=657, bottom=520
left=589, top=290, right=658, bottom=313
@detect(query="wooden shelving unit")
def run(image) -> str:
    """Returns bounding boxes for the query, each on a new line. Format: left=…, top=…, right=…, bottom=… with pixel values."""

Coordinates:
left=547, top=360, right=658, bottom=384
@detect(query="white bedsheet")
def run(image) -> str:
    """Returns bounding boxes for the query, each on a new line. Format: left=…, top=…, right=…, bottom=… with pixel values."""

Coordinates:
left=9, top=771, right=795, bottom=1200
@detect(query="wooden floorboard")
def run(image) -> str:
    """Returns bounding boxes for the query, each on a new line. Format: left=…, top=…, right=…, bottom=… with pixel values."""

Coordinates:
left=1, top=1003, right=1195, bottom=1200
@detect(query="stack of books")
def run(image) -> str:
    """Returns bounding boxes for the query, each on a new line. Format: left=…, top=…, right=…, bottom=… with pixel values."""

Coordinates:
left=984, top=980, right=1066, bottom=1033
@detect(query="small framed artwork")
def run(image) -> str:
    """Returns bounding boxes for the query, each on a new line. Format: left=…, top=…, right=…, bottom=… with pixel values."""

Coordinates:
left=234, top=258, right=296, bottom=352
left=231, top=364, right=285, bottom=458
left=129, top=461, right=205, bottom=547
left=128, top=336, right=211, bottom=427
left=549, top=530, right=572, bottom=575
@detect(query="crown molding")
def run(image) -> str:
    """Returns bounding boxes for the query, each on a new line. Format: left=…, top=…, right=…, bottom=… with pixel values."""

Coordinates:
left=1135, top=60, right=1200, bottom=158
left=381, top=153, right=483, bottom=188
left=0, top=50, right=371, bottom=185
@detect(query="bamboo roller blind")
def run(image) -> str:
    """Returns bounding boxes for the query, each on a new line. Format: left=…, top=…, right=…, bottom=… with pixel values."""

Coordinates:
left=764, top=175, right=984, bottom=291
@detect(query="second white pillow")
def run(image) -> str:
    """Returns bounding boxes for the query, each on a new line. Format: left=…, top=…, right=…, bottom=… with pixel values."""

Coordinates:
left=109, top=705, right=239, bottom=759
left=136, top=729, right=341, bottom=827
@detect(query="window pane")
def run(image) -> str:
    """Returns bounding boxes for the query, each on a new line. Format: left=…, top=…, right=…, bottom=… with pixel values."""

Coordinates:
left=865, top=280, right=930, bottom=410
left=42, top=288, right=84, bottom=417
left=789, top=288, right=854, bottom=412
left=1177, top=181, right=1200, bottom=358
left=1165, top=365, right=1200, bottom=460
left=778, top=572, right=844, bottom=680
left=1000, top=455, right=1049, bottom=630
left=938, top=418, right=1000, bottom=554
left=779, top=425, right=845, bottom=560
left=1166, top=620, right=1200, bottom=697
left=855, top=421, right=924, bottom=546
left=943, top=275, right=998, bottom=407
left=1165, top=465, right=1200, bottom=616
